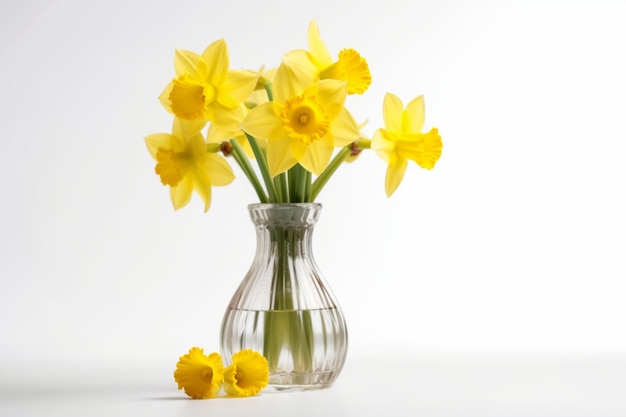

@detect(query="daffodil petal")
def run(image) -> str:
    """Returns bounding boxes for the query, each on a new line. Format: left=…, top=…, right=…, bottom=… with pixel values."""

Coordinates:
left=174, top=49, right=202, bottom=77
left=173, top=117, right=206, bottom=139
left=273, top=61, right=315, bottom=104
left=383, top=92, right=403, bottom=132
left=219, top=70, right=259, bottom=108
left=291, top=138, right=307, bottom=161
left=315, top=79, right=347, bottom=121
left=202, top=39, right=229, bottom=84
left=330, top=107, right=360, bottom=147
left=307, top=20, right=333, bottom=67
left=403, top=95, right=425, bottom=133
left=370, top=128, right=389, bottom=151
left=170, top=175, right=193, bottom=210
left=189, top=135, right=209, bottom=161
left=190, top=169, right=213, bottom=212
left=299, top=135, right=334, bottom=175
left=204, top=153, right=236, bottom=186
left=145, top=133, right=177, bottom=158
left=282, top=49, right=319, bottom=79
left=266, top=136, right=298, bottom=176
left=206, top=103, right=244, bottom=131
left=242, top=102, right=284, bottom=141
left=206, top=122, right=239, bottom=143
left=385, top=157, right=407, bottom=198
left=159, top=82, right=175, bottom=114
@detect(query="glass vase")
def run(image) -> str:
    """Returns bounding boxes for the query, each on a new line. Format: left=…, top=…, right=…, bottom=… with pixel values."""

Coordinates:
left=219, top=203, right=348, bottom=391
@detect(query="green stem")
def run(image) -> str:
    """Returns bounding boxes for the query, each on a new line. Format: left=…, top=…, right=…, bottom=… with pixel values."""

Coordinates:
left=304, top=170, right=312, bottom=202
left=299, top=166, right=310, bottom=203
left=262, top=226, right=314, bottom=373
left=273, top=176, right=283, bottom=202
left=287, top=166, right=297, bottom=203
left=311, top=146, right=352, bottom=201
left=229, top=139, right=269, bottom=203
left=288, top=164, right=309, bottom=203
left=275, top=173, right=289, bottom=203
left=245, top=133, right=278, bottom=203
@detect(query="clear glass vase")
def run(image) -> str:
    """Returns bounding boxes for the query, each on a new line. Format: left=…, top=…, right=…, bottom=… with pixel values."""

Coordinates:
left=219, top=203, right=348, bottom=391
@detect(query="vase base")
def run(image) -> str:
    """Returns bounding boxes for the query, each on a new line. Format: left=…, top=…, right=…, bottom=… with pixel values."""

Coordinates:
left=265, top=383, right=332, bottom=392
left=265, top=370, right=339, bottom=392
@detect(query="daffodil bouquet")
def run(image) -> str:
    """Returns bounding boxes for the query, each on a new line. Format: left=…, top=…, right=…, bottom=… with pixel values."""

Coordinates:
left=145, top=21, right=442, bottom=210
left=146, top=21, right=442, bottom=389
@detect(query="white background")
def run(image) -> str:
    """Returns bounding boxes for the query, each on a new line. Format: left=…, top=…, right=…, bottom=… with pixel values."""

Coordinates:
left=1, top=0, right=625, bottom=415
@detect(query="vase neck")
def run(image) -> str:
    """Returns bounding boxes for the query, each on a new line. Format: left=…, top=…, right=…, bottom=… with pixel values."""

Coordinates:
left=248, top=203, right=322, bottom=261
left=248, top=203, right=322, bottom=229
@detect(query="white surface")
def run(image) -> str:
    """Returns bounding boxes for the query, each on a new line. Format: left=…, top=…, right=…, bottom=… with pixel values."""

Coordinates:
left=1, top=352, right=625, bottom=417
left=2, top=0, right=626, bottom=415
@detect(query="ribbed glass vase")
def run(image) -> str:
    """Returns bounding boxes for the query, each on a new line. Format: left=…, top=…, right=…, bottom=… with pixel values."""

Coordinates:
left=219, top=203, right=348, bottom=391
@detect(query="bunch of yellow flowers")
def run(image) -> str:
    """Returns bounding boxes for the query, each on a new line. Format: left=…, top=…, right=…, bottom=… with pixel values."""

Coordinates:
left=174, top=347, right=269, bottom=398
left=145, top=21, right=442, bottom=212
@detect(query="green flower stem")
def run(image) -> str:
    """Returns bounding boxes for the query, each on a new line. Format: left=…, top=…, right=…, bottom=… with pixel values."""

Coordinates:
left=275, top=173, right=289, bottom=203
left=297, top=164, right=311, bottom=203
left=293, top=165, right=302, bottom=203
left=263, top=227, right=291, bottom=369
left=287, top=166, right=297, bottom=203
left=229, top=139, right=269, bottom=203
left=273, top=176, right=283, bottom=202
left=287, top=167, right=293, bottom=202
left=263, top=226, right=314, bottom=373
left=304, top=170, right=312, bottom=202
left=356, top=138, right=372, bottom=149
left=288, top=164, right=309, bottom=203
left=245, top=133, right=278, bottom=203
left=311, top=146, right=352, bottom=201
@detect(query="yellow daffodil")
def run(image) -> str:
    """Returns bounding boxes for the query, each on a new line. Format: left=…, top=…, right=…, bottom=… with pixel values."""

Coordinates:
left=242, top=61, right=361, bottom=176
left=372, top=93, right=442, bottom=197
left=283, top=20, right=371, bottom=95
left=174, top=348, right=225, bottom=399
left=205, top=66, right=277, bottom=158
left=159, top=39, right=259, bottom=130
left=224, top=349, right=269, bottom=397
left=145, top=118, right=235, bottom=212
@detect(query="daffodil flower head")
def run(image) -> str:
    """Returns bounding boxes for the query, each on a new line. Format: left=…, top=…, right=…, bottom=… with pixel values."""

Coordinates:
left=283, top=20, right=372, bottom=95
left=174, top=347, right=225, bottom=399
left=224, top=349, right=269, bottom=397
left=145, top=118, right=235, bottom=212
left=242, top=61, right=360, bottom=176
left=371, top=93, right=442, bottom=197
left=159, top=39, right=259, bottom=130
